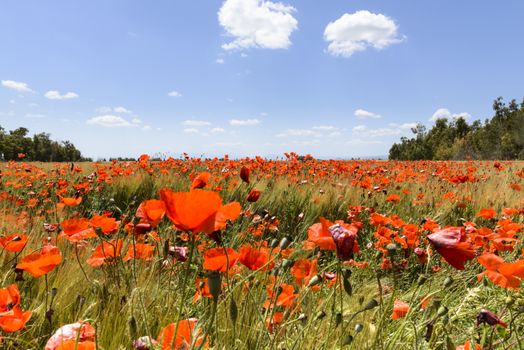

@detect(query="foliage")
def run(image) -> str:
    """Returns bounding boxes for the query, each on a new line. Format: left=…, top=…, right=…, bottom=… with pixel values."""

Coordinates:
left=389, top=97, right=524, bottom=160
left=0, top=125, right=89, bottom=161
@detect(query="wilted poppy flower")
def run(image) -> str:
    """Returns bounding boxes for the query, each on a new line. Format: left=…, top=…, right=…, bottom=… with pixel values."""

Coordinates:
left=16, top=245, right=62, bottom=278
left=240, top=166, right=250, bottom=183
left=191, top=172, right=211, bottom=190
left=136, top=200, right=166, bottom=228
left=86, top=240, right=123, bottom=267
left=238, top=245, right=272, bottom=271
left=202, top=247, right=239, bottom=272
left=159, top=188, right=240, bottom=234
left=0, top=234, right=28, bottom=252
left=476, top=309, right=507, bottom=328
left=157, top=318, right=207, bottom=350
left=477, top=253, right=524, bottom=289
left=427, top=227, right=476, bottom=270
left=133, top=336, right=158, bottom=350
left=391, top=299, right=410, bottom=320
left=60, top=218, right=97, bottom=242
left=247, top=189, right=261, bottom=202
left=328, top=223, right=358, bottom=260
left=45, top=322, right=96, bottom=350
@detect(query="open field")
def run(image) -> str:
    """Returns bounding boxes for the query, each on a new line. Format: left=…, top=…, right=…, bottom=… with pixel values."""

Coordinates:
left=0, top=156, right=523, bottom=349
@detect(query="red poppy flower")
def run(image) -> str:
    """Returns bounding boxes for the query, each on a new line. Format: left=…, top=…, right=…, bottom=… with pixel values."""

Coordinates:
left=427, top=227, right=476, bottom=270
left=191, top=172, right=211, bottom=190
left=16, top=245, right=62, bottom=278
left=60, top=218, right=97, bottom=242
left=247, top=189, right=261, bottom=202
left=477, top=208, right=496, bottom=219
left=240, top=166, right=250, bottom=183
left=136, top=200, right=166, bottom=227
left=86, top=239, right=123, bottom=267
left=90, top=215, right=119, bottom=235
left=391, top=299, right=410, bottom=320
left=123, top=243, right=155, bottom=262
left=0, top=306, right=32, bottom=332
left=159, top=189, right=240, bottom=234
left=45, top=322, right=96, bottom=350
left=202, top=248, right=239, bottom=272
left=157, top=318, right=207, bottom=350
left=0, top=234, right=28, bottom=252
left=477, top=253, right=524, bottom=289
left=239, top=245, right=272, bottom=271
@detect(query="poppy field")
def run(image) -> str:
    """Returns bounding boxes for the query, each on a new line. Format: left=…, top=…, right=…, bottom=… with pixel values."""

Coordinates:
left=0, top=154, right=523, bottom=349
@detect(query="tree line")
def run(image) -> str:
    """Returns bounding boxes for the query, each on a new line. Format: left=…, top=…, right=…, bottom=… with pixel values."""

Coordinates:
left=0, top=126, right=90, bottom=162
left=389, top=97, right=524, bottom=160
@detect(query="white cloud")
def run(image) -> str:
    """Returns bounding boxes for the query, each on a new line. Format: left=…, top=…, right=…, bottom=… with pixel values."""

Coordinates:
left=216, top=58, right=225, bottom=64
left=218, top=0, right=298, bottom=50
left=324, top=10, right=403, bottom=57
left=25, top=113, right=46, bottom=119
left=312, top=125, right=338, bottom=131
left=44, top=90, right=79, bottom=100
left=430, top=108, right=471, bottom=122
left=183, top=128, right=199, bottom=134
left=389, top=122, right=418, bottom=130
left=131, top=118, right=142, bottom=124
left=211, top=127, right=226, bottom=133
left=1, top=80, right=34, bottom=93
left=354, top=108, right=381, bottom=119
left=352, top=125, right=368, bottom=132
left=142, top=125, right=152, bottom=131
left=183, top=120, right=212, bottom=127
left=96, top=106, right=113, bottom=113
left=86, top=115, right=133, bottom=128
left=229, top=118, right=261, bottom=126
left=114, top=106, right=132, bottom=114
left=276, top=129, right=320, bottom=137
left=168, top=91, right=182, bottom=97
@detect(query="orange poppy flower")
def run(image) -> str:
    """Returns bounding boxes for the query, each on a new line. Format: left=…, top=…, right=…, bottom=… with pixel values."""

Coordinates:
left=16, top=245, right=62, bottom=278
left=157, top=318, right=207, bottom=350
left=0, top=234, right=28, bottom=252
left=54, top=341, right=95, bottom=350
left=191, top=172, right=211, bottom=190
left=307, top=217, right=336, bottom=250
left=291, top=259, right=318, bottom=287
left=0, top=306, right=32, bottom=332
left=391, top=299, right=410, bottom=319
left=90, top=215, right=119, bottom=235
left=263, top=283, right=297, bottom=309
left=386, top=194, right=401, bottom=203
left=159, top=189, right=240, bottom=234
left=60, top=196, right=82, bottom=206
left=477, top=208, right=496, bottom=219
left=136, top=199, right=166, bottom=227
left=239, top=245, right=272, bottom=271
left=202, top=248, right=239, bottom=272
left=0, top=284, right=21, bottom=312
left=123, top=243, right=155, bottom=262
left=60, top=218, right=97, bottom=242
left=477, top=253, right=524, bottom=289
left=427, top=227, right=476, bottom=270
left=86, top=240, right=123, bottom=267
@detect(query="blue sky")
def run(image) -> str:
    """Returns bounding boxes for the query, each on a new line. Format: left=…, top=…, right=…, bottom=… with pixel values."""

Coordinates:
left=1, top=0, right=523, bottom=159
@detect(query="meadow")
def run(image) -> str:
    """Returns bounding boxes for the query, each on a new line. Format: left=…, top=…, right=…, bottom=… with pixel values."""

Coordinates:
left=0, top=154, right=522, bottom=349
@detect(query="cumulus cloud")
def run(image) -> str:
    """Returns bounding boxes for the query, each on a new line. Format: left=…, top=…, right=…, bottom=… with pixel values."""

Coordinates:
left=354, top=109, right=381, bottom=119
left=430, top=108, right=471, bottom=122
left=114, top=106, right=132, bottom=114
left=183, top=128, right=199, bottom=134
left=1, top=80, right=34, bottom=93
left=312, top=125, right=338, bottom=131
left=86, top=115, right=133, bottom=128
left=168, top=90, right=182, bottom=97
left=216, top=58, right=225, bottom=64
left=276, top=129, right=320, bottom=138
left=324, top=10, right=403, bottom=57
left=218, top=0, right=298, bottom=50
left=183, top=120, right=212, bottom=127
left=211, top=127, right=226, bottom=133
left=44, top=90, right=79, bottom=100
left=229, top=118, right=261, bottom=126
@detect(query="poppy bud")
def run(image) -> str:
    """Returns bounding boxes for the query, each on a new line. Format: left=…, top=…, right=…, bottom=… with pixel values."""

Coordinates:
left=424, top=322, right=434, bottom=341
left=386, top=243, right=398, bottom=255
left=270, top=238, right=279, bottom=249
left=437, top=306, right=448, bottom=317
left=128, top=316, right=138, bottom=340
left=477, top=309, right=507, bottom=328
left=307, top=275, right=322, bottom=288
left=358, top=296, right=364, bottom=306
left=341, top=335, right=353, bottom=345
left=335, top=313, right=342, bottom=328
left=417, top=275, right=427, bottom=286
left=505, top=297, right=514, bottom=307
left=443, top=276, right=453, bottom=289
left=354, top=323, right=363, bottom=333
left=240, top=166, right=250, bottom=183
left=315, top=310, right=326, bottom=320
left=343, top=277, right=352, bottom=296
left=363, top=299, right=379, bottom=311
left=282, top=259, right=294, bottom=269
left=230, top=299, right=238, bottom=323
left=297, top=313, right=307, bottom=322
left=208, top=271, right=222, bottom=300
left=279, top=236, right=292, bottom=250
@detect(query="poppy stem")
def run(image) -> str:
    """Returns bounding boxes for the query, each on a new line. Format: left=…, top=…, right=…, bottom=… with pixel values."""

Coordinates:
left=74, top=243, right=93, bottom=285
